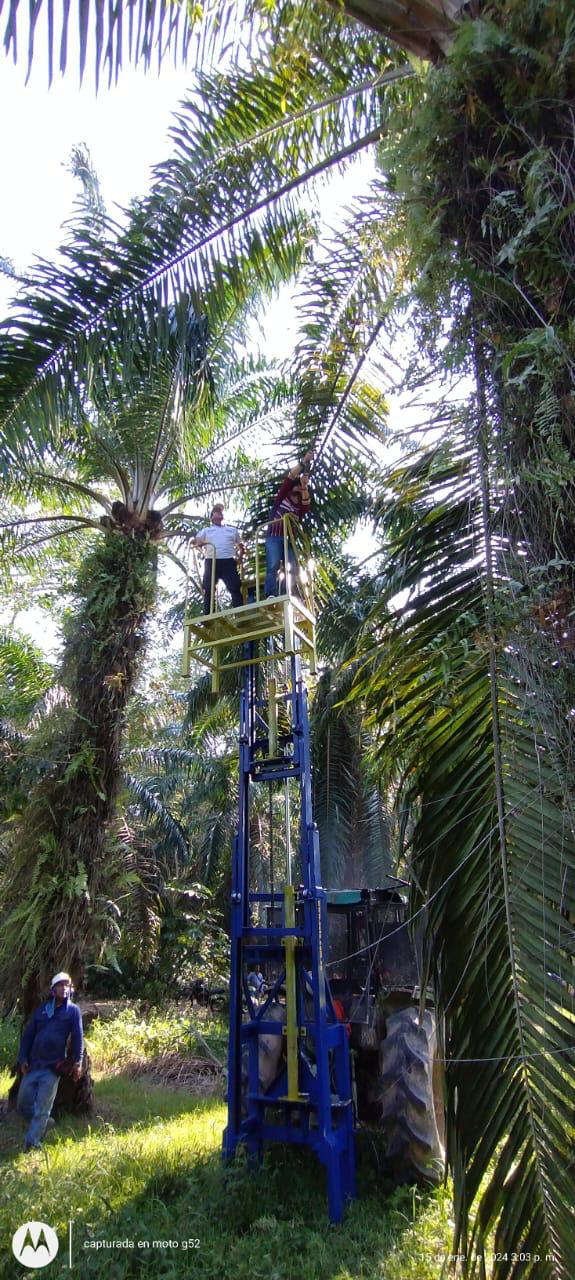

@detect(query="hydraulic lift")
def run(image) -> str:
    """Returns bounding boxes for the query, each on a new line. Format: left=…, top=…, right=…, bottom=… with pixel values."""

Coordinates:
left=183, top=531, right=356, bottom=1222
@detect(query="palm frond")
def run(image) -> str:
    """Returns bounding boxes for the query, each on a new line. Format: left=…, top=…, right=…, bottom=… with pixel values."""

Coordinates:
left=353, top=419, right=575, bottom=1276
left=1, top=0, right=196, bottom=86
left=0, top=0, right=455, bottom=88
left=0, top=7, right=415, bottom=465
left=0, top=187, right=307, bottom=465
left=124, top=774, right=189, bottom=868
left=0, top=629, right=54, bottom=724
left=311, top=659, right=392, bottom=889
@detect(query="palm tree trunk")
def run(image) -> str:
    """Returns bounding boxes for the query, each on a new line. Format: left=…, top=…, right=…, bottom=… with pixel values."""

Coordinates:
left=0, top=533, right=158, bottom=1016
left=336, top=0, right=468, bottom=59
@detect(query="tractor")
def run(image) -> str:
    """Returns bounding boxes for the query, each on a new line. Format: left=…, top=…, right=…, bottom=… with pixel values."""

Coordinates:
left=326, top=880, right=445, bottom=1185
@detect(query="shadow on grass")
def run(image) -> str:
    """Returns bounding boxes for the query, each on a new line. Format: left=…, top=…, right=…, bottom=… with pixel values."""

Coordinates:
left=0, top=1068, right=224, bottom=1162
left=0, top=1074, right=451, bottom=1280
left=55, top=1132, right=449, bottom=1280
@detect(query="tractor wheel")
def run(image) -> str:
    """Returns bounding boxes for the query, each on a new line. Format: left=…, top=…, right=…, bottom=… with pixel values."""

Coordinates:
left=379, top=1006, right=445, bottom=1185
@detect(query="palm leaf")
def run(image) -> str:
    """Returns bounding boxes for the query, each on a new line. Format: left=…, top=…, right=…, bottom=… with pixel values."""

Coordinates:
left=0, top=4, right=415, bottom=467
left=0, top=0, right=462, bottom=87
left=124, top=774, right=189, bottom=868
left=353, top=422, right=575, bottom=1277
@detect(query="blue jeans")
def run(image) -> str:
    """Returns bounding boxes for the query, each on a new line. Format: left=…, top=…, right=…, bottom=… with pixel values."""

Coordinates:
left=17, top=1067, right=59, bottom=1147
left=265, top=536, right=297, bottom=597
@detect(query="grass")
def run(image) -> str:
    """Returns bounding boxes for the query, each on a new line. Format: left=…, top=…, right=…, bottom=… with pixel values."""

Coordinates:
left=0, top=1005, right=455, bottom=1279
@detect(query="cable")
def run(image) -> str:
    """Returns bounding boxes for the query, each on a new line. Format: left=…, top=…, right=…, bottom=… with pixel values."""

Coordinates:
left=436, top=1041, right=575, bottom=1067
left=325, top=816, right=498, bottom=968
left=325, top=786, right=547, bottom=969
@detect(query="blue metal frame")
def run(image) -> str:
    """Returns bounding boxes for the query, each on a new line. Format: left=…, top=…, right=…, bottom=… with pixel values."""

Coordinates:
left=223, top=650, right=356, bottom=1223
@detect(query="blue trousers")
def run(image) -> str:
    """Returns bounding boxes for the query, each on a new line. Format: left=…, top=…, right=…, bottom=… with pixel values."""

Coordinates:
left=265, top=536, right=297, bottom=597
left=17, top=1067, right=59, bottom=1147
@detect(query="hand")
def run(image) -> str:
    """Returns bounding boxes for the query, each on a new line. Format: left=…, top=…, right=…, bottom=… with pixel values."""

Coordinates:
left=72, top=1064, right=82, bottom=1082
left=20, top=1062, right=29, bottom=1075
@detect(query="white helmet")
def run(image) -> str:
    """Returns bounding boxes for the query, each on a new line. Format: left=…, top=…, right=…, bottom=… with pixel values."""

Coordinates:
left=50, top=971, right=72, bottom=988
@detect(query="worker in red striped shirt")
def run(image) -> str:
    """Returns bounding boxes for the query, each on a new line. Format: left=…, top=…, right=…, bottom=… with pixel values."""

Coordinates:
left=264, top=451, right=314, bottom=597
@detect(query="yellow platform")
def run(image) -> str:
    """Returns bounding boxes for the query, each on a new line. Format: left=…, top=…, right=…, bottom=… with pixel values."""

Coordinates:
left=182, top=593, right=317, bottom=691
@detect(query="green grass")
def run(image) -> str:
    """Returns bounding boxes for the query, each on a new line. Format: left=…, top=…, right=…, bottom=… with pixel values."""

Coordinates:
left=0, top=1006, right=454, bottom=1279
left=0, top=1017, right=18, bottom=1072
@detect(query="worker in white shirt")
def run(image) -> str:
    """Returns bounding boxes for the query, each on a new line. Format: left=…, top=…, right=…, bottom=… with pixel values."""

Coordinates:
left=193, top=504, right=244, bottom=615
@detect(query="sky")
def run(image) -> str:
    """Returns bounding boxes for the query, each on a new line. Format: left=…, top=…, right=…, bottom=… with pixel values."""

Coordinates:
left=0, top=56, right=194, bottom=307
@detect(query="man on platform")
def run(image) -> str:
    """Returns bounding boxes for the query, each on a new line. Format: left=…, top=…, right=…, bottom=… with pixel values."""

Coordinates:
left=193, top=504, right=244, bottom=615
left=265, top=451, right=313, bottom=597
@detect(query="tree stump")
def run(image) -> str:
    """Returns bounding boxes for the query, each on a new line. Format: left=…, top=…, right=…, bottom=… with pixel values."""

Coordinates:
left=53, top=1049, right=94, bottom=1114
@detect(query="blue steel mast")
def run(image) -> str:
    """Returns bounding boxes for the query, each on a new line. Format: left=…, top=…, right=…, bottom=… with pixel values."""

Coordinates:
left=223, top=649, right=356, bottom=1222
left=183, top=530, right=356, bottom=1222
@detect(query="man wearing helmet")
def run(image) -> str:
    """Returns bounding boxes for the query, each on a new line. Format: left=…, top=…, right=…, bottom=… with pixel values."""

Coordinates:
left=16, top=971, right=84, bottom=1150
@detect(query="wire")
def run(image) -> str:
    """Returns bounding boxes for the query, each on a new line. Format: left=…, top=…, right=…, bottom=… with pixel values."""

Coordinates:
left=437, top=1041, right=575, bottom=1067
left=325, top=820, right=495, bottom=968
left=325, top=786, right=548, bottom=969
left=323, top=784, right=575, bottom=1067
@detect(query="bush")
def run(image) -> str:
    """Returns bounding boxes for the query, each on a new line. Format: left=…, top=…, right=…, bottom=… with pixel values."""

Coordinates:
left=86, top=1002, right=227, bottom=1072
left=0, top=1016, right=19, bottom=1070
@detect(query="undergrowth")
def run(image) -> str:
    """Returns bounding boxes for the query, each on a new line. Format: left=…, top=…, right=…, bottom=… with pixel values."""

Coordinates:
left=0, top=1004, right=454, bottom=1279
left=87, top=1003, right=227, bottom=1074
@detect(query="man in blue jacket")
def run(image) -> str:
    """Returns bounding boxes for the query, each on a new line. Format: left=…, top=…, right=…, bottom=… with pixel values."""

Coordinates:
left=16, top=971, right=84, bottom=1150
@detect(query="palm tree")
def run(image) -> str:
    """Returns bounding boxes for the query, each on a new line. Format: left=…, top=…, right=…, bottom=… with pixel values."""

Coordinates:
left=1, top=329, right=343, bottom=1010
left=197, top=15, right=575, bottom=1270
left=353, top=422, right=575, bottom=1278
left=0, top=119, right=311, bottom=1005
left=0, top=103, right=388, bottom=1008
left=0, top=0, right=467, bottom=84
left=3, top=0, right=575, bottom=1269
left=0, top=308, right=202, bottom=1006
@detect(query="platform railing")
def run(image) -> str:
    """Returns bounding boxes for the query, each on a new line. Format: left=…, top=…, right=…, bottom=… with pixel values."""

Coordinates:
left=190, top=516, right=315, bottom=618
left=251, top=514, right=315, bottom=615
left=182, top=516, right=317, bottom=690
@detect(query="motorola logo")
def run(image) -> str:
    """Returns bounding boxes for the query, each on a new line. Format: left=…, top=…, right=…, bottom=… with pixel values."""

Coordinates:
left=12, top=1221, right=59, bottom=1268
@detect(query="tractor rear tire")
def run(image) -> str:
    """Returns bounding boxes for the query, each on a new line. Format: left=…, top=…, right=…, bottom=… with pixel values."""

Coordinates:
left=379, top=1006, right=444, bottom=1185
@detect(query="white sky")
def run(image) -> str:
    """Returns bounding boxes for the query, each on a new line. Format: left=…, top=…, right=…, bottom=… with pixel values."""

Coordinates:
left=1, top=57, right=194, bottom=306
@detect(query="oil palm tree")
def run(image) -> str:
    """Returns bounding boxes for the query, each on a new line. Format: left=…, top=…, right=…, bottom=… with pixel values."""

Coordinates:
left=353, top=420, right=575, bottom=1279
left=0, top=104, right=388, bottom=1008
left=3, top=1, right=574, bottom=1271
left=200, top=14, right=574, bottom=1271
left=0, top=118, right=314, bottom=1006
left=0, top=0, right=467, bottom=84
left=0, top=330, right=338, bottom=1011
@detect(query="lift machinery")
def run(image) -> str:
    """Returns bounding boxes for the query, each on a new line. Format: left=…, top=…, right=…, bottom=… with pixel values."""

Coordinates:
left=183, top=523, right=356, bottom=1223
